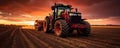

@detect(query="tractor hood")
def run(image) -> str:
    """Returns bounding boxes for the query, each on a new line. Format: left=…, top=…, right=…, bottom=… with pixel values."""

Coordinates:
left=68, top=12, right=82, bottom=24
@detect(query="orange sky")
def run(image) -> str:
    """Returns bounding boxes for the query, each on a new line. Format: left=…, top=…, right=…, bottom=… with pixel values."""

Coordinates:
left=0, top=0, right=120, bottom=25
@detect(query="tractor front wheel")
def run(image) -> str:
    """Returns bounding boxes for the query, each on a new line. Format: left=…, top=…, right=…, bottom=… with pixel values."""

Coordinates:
left=54, top=19, right=70, bottom=37
left=79, top=21, right=91, bottom=36
left=43, top=17, right=50, bottom=33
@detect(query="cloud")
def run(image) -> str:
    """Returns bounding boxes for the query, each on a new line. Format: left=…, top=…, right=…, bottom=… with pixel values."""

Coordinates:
left=0, top=0, right=119, bottom=25
left=0, top=0, right=110, bottom=13
left=0, top=0, right=52, bottom=13
left=0, top=14, right=35, bottom=21
left=0, top=0, right=119, bottom=16
left=87, top=17, right=120, bottom=25
left=82, top=0, right=120, bottom=19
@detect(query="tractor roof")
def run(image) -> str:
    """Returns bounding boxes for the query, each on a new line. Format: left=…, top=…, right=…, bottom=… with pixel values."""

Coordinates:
left=51, top=3, right=72, bottom=10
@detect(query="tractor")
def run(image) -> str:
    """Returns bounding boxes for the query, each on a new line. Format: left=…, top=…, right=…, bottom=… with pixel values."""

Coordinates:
left=35, top=3, right=91, bottom=37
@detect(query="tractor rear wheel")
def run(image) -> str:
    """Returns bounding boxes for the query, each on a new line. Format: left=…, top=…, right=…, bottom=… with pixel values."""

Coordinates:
left=79, top=21, right=91, bottom=36
left=54, top=19, right=70, bottom=37
left=43, top=17, right=50, bottom=33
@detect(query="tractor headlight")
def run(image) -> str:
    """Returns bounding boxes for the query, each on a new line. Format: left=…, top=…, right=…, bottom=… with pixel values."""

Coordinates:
left=69, top=13, right=76, bottom=16
left=69, top=13, right=81, bottom=16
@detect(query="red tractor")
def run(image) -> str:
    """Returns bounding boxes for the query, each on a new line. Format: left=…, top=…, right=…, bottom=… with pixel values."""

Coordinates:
left=35, top=3, right=91, bottom=37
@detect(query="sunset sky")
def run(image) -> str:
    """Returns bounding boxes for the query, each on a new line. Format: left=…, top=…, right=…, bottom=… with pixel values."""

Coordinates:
left=0, top=0, right=120, bottom=25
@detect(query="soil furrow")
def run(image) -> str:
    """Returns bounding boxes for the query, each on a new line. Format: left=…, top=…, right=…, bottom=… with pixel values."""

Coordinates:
left=0, top=28, right=17, bottom=48
left=23, top=29, right=52, bottom=48
left=19, top=29, right=36, bottom=48
left=27, top=29, right=75, bottom=48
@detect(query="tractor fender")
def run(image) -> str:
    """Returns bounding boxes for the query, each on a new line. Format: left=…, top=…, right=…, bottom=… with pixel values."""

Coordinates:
left=45, top=16, right=51, bottom=25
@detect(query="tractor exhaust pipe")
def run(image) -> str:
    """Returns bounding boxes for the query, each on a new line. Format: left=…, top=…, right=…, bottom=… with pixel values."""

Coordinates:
left=75, top=8, right=78, bottom=12
left=55, top=3, right=56, bottom=6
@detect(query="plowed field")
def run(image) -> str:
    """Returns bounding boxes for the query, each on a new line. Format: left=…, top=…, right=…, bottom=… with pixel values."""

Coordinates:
left=0, top=25, right=120, bottom=48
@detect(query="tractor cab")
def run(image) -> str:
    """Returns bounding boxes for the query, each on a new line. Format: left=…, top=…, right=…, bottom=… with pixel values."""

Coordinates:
left=52, top=3, right=72, bottom=19
left=51, top=3, right=82, bottom=23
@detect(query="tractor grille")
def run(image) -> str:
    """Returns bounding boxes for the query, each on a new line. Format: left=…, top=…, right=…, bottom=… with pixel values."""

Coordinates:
left=70, top=16, right=82, bottom=23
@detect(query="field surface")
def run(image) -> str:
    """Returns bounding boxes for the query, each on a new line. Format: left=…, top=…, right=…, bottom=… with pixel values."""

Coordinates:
left=0, top=25, right=120, bottom=48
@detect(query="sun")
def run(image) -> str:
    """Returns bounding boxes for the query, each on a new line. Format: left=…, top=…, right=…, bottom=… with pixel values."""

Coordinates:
left=28, top=21, right=35, bottom=25
left=21, top=21, right=35, bottom=25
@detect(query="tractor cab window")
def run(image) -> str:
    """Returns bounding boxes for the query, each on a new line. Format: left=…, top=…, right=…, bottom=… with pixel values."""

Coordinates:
left=57, top=7, right=71, bottom=18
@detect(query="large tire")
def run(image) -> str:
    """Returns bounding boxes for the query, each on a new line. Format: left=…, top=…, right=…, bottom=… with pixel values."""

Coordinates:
left=43, top=17, right=50, bottom=33
left=54, top=19, right=70, bottom=37
left=79, top=21, right=91, bottom=36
